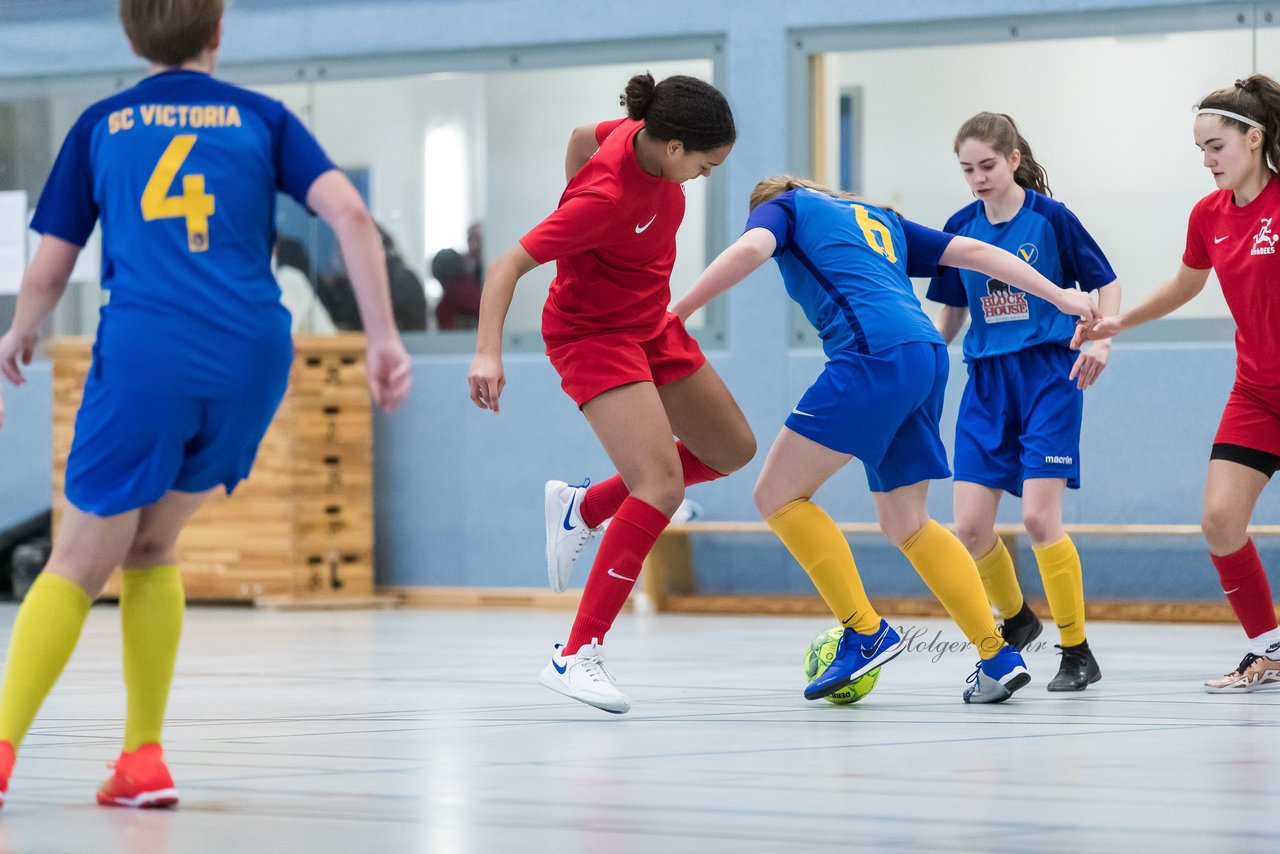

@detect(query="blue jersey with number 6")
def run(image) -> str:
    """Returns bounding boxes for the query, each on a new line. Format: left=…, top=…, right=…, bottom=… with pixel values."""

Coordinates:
left=745, top=188, right=953, bottom=358
left=31, top=69, right=333, bottom=385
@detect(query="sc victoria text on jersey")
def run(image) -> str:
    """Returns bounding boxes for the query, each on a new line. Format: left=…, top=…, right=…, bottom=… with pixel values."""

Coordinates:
left=108, top=104, right=244, bottom=135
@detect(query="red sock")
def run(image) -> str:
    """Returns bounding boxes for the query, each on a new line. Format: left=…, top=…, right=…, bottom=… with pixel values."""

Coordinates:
left=1212, top=539, right=1279, bottom=638
left=578, top=475, right=629, bottom=531
left=579, top=442, right=726, bottom=529
left=564, top=497, right=671, bottom=654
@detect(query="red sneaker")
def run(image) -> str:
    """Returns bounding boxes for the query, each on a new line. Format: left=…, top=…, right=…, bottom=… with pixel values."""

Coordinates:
left=96, top=744, right=178, bottom=808
left=0, top=740, right=14, bottom=808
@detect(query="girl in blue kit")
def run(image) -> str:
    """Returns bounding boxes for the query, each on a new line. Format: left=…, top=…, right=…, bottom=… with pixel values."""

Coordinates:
left=673, top=176, right=1100, bottom=703
left=928, top=113, right=1121, bottom=691
left=0, top=0, right=410, bottom=808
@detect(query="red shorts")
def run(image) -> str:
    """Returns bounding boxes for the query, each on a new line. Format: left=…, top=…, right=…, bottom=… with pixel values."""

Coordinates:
left=1215, top=382, right=1280, bottom=457
left=544, top=312, right=706, bottom=407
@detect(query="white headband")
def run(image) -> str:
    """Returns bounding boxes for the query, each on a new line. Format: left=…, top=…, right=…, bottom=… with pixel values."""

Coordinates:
left=1197, top=107, right=1264, bottom=129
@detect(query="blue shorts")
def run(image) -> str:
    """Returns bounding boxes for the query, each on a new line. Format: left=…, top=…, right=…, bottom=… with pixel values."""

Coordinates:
left=785, top=341, right=951, bottom=493
left=65, top=334, right=292, bottom=516
left=954, top=343, right=1082, bottom=498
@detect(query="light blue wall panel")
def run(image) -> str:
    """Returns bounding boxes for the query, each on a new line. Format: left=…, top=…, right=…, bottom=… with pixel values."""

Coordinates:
left=0, top=364, right=51, bottom=532
left=2, top=1, right=1273, bottom=600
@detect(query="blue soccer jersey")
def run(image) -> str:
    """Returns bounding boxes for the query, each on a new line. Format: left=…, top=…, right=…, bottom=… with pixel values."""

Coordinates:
left=745, top=188, right=953, bottom=358
left=31, top=69, right=334, bottom=382
left=926, top=189, right=1115, bottom=362
left=33, top=69, right=337, bottom=515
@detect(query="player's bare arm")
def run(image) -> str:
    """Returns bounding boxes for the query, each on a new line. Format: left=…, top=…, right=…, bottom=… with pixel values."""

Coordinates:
left=564, top=124, right=599, bottom=181
left=469, top=244, right=539, bottom=413
left=672, top=227, right=776, bottom=321
left=940, top=236, right=1102, bottom=323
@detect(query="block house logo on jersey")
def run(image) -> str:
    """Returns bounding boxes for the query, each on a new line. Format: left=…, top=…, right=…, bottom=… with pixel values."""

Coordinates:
left=980, top=278, right=1030, bottom=324
left=1252, top=218, right=1278, bottom=255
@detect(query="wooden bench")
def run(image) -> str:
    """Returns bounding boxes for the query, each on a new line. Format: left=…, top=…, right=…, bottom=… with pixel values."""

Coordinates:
left=640, top=522, right=1280, bottom=623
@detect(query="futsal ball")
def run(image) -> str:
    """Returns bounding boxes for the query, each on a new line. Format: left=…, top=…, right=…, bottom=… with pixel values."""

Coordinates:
left=803, top=626, right=881, bottom=705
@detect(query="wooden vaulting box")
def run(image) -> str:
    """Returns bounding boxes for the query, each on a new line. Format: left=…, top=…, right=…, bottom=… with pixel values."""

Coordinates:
left=49, top=335, right=375, bottom=603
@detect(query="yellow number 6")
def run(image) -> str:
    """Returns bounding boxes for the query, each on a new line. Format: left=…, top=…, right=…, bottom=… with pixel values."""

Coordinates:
left=852, top=204, right=897, bottom=263
left=141, top=134, right=215, bottom=252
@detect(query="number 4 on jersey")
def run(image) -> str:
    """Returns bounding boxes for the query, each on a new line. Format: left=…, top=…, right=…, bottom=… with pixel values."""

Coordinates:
left=141, top=134, right=215, bottom=252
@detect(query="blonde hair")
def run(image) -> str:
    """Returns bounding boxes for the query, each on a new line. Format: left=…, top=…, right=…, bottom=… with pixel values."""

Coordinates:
left=748, top=175, right=892, bottom=213
left=119, top=0, right=222, bottom=67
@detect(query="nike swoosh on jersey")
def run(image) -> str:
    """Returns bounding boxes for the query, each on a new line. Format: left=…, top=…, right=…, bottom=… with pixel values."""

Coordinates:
left=635, top=214, right=657, bottom=233
left=1215, top=235, right=1230, bottom=244
left=790, top=408, right=816, bottom=417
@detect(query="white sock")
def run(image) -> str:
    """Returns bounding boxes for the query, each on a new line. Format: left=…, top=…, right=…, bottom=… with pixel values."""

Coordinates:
left=1248, top=626, right=1280, bottom=657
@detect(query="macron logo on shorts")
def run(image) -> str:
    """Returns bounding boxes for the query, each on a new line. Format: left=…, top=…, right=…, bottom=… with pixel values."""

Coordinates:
left=1044, top=455, right=1073, bottom=465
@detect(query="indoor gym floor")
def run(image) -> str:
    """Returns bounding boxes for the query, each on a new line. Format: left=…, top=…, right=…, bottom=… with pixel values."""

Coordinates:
left=0, top=605, right=1275, bottom=853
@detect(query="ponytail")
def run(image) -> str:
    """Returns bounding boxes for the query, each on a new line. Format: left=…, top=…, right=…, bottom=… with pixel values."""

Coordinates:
left=620, top=73, right=656, bottom=121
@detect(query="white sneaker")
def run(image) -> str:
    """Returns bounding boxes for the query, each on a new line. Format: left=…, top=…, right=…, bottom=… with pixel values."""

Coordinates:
left=538, top=640, right=631, bottom=714
left=670, top=497, right=704, bottom=524
left=544, top=479, right=604, bottom=593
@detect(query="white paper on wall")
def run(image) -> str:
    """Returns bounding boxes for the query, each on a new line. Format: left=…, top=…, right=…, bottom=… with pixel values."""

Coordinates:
left=0, top=191, right=28, bottom=295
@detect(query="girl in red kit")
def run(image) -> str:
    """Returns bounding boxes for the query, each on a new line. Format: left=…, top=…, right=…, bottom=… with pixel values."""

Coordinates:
left=468, top=73, right=754, bottom=713
left=1079, top=74, right=1280, bottom=692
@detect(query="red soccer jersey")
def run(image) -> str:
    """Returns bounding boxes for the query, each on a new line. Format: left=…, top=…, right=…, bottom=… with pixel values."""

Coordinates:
left=1184, top=175, right=1280, bottom=392
left=521, top=118, right=685, bottom=341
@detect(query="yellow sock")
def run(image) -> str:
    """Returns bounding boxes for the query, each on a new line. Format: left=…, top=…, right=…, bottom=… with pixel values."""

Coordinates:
left=900, top=520, right=1003, bottom=659
left=766, top=499, right=881, bottom=634
left=121, top=565, right=185, bottom=752
left=0, top=573, right=92, bottom=747
left=1033, top=535, right=1086, bottom=647
left=975, top=537, right=1023, bottom=620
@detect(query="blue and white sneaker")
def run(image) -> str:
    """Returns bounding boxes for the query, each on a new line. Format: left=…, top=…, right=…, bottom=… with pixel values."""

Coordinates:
left=538, top=640, right=630, bottom=714
left=544, top=479, right=605, bottom=593
left=804, top=619, right=905, bottom=700
left=962, top=644, right=1031, bottom=704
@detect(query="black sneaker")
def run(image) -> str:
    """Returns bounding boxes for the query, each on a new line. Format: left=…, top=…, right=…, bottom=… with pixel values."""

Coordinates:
left=1047, top=640, right=1101, bottom=691
left=998, top=601, right=1043, bottom=651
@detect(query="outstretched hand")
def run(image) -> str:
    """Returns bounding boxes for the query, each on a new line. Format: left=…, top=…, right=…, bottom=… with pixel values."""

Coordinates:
left=1071, top=316, right=1123, bottom=349
left=1055, top=290, right=1102, bottom=326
